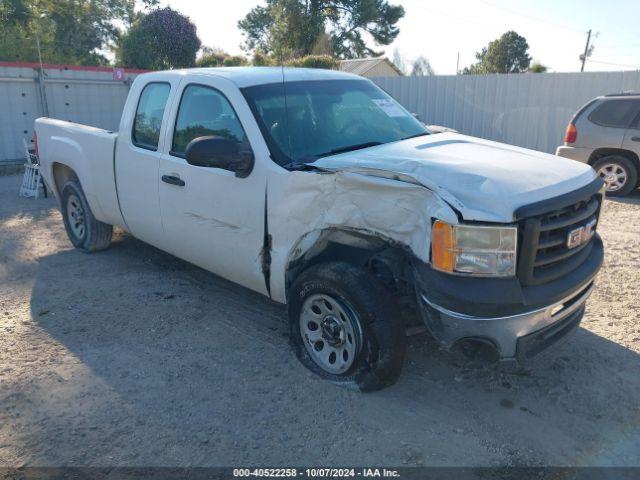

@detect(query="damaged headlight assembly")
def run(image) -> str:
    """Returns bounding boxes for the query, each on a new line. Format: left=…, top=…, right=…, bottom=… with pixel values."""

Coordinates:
left=431, top=220, right=517, bottom=277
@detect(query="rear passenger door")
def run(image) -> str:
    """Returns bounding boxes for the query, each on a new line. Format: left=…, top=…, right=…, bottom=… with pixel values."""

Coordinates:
left=115, top=76, right=180, bottom=247
left=621, top=100, right=640, bottom=156
left=582, top=99, right=639, bottom=149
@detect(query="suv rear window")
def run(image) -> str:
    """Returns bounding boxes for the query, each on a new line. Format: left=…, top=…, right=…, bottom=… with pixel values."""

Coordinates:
left=588, top=99, right=640, bottom=128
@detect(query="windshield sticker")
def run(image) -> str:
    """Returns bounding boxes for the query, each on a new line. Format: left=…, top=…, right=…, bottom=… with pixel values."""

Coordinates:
left=372, top=99, right=407, bottom=117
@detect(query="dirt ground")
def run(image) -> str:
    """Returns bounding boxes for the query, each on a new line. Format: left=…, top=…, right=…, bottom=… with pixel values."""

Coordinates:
left=1, top=173, right=639, bottom=467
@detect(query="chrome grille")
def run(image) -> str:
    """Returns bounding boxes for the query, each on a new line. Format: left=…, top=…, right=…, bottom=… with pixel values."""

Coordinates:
left=517, top=193, right=602, bottom=286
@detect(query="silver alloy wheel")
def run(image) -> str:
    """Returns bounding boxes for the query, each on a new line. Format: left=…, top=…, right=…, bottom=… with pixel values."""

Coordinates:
left=597, top=162, right=628, bottom=192
left=66, top=193, right=86, bottom=239
left=299, top=293, right=362, bottom=375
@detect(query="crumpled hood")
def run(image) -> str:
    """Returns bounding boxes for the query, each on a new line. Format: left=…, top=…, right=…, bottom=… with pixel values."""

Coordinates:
left=312, top=132, right=597, bottom=223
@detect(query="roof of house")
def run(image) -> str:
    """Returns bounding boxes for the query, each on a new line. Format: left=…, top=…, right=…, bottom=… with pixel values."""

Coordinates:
left=339, top=57, right=403, bottom=76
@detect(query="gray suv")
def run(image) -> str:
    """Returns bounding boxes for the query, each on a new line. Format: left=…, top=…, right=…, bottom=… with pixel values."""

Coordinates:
left=556, top=93, right=640, bottom=196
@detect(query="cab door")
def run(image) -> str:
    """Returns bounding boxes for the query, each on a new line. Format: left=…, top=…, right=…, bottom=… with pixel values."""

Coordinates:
left=115, top=75, right=181, bottom=247
left=158, top=76, right=269, bottom=295
left=621, top=100, right=640, bottom=156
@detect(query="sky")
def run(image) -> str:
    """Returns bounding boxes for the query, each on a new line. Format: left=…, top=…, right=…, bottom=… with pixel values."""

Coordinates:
left=160, top=0, right=640, bottom=74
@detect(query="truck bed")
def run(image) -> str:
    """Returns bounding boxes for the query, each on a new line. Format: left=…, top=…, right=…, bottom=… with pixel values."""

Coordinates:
left=35, top=118, right=125, bottom=228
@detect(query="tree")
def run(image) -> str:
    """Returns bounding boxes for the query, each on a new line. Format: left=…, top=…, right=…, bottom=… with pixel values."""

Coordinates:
left=391, top=48, right=406, bottom=75
left=238, top=0, right=404, bottom=60
left=411, top=55, right=434, bottom=76
left=463, top=31, right=531, bottom=74
left=197, top=47, right=248, bottom=67
left=0, top=0, right=135, bottom=65
left=117, top=7, right=201, bottom=70
left=529, top=62, right=548, bottom=73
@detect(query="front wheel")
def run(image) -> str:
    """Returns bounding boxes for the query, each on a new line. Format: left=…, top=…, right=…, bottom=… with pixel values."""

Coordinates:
left=288, top=262, right=406, bottom=392
left=61, top=179, right=113, bottom=252
left=593, top=155, right=638, bottom=197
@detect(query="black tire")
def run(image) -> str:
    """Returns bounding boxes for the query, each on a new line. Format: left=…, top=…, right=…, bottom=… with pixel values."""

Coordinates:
left=60, top=179, right=113, bottom=252
left=592, top=155, right=638, bottom=197
left=288, top=262, right=406, bottom=392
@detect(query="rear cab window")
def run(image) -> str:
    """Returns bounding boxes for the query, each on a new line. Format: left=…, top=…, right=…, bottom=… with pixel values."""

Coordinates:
left=132, top=82, right=171, bottom=150
left=588, top=99, right=640, bottom=128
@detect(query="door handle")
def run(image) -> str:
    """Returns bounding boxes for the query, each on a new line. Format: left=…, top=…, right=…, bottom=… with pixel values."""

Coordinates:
left=161, top=175, right=185, bottom=187
left=631, top=136, right=640, bottom=142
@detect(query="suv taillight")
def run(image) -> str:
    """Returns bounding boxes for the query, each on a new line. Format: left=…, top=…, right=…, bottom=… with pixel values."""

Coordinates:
left=564, top=123, right=577, bottom=144
left=34, top=130, right=39, bottom=159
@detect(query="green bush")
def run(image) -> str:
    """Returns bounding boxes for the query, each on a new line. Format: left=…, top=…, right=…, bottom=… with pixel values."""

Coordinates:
left=252, top=51, right=275, bottom=66
left=223, top=55, right=248, bottom=67
left=197, top=53, right=247, bottom=68
left=284, top=55, right=339, bottom=69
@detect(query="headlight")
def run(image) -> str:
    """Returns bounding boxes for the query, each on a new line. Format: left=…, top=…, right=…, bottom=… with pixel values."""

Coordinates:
left=431, top=220, right=517, bottom=277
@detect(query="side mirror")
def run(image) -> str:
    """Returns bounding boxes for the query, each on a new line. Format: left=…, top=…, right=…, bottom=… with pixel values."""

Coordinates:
left=185, top=136, right=254, bottom=178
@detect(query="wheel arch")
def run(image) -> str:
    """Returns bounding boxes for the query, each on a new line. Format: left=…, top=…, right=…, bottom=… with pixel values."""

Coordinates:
left=588, top=147, right=640, bottom=169
left=51, top=162, right=79, bottom=198
left=588, top=148, right=640, bottom=188
left=284, top=228, right=417, bottom=301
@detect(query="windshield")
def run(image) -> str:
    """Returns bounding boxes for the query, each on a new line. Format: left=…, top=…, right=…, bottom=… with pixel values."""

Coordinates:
left=242, top=79, right=428, bottom=166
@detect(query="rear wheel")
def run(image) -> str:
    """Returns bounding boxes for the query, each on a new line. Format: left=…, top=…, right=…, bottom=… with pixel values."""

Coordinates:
left=593, top=155, right=638, bottom=197
left=288, top=262, right=406, bottom=392
left=61, top=179, right=113, bottom=252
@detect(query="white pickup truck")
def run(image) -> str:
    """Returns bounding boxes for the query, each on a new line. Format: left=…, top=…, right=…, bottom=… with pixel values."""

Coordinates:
left=36, top=67, right=604, bottom=391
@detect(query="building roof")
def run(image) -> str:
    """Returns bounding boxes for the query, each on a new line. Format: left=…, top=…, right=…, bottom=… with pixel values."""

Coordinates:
left=339, top=57, right=403, bottom=76
left=164, top=66, right=362, bottom=88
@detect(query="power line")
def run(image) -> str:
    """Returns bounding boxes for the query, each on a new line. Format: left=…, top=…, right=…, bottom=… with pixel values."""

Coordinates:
left=403, top=1, right=495, bottom=28
left=474, top=0, right=584, bottom=34
left=597, top=43, right=640, bottom=49
left=593, top=52, right=640, bottom=58
left=586, top=58, right=640, bottom=68
left=404, top=0, right=584, bottom=38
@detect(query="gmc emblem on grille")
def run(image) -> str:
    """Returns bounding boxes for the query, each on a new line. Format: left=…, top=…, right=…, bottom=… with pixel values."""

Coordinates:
left=566, top=219, right=597, bottom=249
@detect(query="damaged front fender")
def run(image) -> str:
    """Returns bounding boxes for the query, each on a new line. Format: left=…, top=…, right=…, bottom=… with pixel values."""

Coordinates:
left=266, top=168, right=458, bottom=303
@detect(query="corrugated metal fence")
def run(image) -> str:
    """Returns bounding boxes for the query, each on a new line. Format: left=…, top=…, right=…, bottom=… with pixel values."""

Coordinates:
left=0, top=62, right=143, bottom=164
left=2, top=64, right=640, bottom=163
left=372, top=71, right=640, bottom=154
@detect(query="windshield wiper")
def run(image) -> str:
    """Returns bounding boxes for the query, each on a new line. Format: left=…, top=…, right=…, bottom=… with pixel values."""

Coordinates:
left=401, top=131, right=430, bottom=141
left=315, top=141, right=383, bottom=159
left=284, top=162, right=326, bottom=172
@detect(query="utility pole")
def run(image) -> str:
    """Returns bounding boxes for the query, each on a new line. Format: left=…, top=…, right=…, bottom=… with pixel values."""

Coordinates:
left=456, top=52, right=460, bottom=75
left=35, top=32, right=44, bottom=72
left=34, top=30, right=49, bottom=117
left=580, top=29, right=592, bottom=72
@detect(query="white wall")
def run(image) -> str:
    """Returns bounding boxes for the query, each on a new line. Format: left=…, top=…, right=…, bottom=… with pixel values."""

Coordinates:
left=0, top=64, right=141, bottom=163
left=372, top=71, right=640, bottom=154
left=3, top=66, right=639, bottom=162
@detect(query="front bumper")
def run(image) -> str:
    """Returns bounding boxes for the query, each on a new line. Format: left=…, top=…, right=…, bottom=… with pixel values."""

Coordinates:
left=417, top=282, right=593, bottom=363
left=413, top=235, right=602, bottom=365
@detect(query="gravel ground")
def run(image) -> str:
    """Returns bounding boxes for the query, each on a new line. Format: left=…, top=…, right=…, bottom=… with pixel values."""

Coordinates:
left=1, top=173, right=639, bottom=467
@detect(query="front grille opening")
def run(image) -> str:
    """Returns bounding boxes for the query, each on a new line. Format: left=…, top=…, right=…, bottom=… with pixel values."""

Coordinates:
left=517, top=193, right=602, bottom=286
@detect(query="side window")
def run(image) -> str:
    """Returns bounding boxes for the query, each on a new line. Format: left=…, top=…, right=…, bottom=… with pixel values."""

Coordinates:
left=588, top=99, right=640, bottom=129
left=631, top=102, right=640, bottom=129
left=171, top=84, right=247, bottom=157
left=132, top=82, right=171, bottom=150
